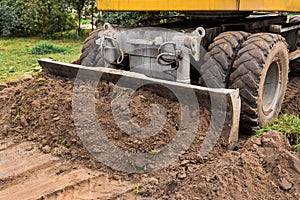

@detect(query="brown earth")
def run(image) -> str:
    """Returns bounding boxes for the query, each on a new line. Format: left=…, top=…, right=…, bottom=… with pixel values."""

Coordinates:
left=0, top=73, right=299, bottom=199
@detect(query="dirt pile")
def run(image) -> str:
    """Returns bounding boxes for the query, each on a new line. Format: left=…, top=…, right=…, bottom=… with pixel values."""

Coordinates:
left=147, top=131, right=300, bottom=199
left=0, top=73, right=299, bottom=199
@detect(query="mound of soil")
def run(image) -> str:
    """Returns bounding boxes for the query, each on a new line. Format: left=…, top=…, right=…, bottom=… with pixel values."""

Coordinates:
left=148, top=131, right=300, bottom=199
left=0, top=73, right=299, bottom=199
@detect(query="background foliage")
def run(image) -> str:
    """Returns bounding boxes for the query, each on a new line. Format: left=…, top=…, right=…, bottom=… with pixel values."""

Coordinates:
left=0, top=0, right=179, bottom=37
left=0, top=0, right=97, bottom=37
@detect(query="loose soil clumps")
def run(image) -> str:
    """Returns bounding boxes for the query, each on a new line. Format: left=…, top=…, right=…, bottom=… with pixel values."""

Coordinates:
left=0, top=73, right=299, bottom=199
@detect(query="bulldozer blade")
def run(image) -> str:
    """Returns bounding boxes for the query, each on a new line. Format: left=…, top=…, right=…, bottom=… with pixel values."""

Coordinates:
left=38, top=58, right=240, bottom=153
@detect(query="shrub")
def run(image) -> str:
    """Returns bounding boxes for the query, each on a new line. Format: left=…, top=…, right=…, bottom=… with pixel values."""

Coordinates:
left=0, top=1, right=19, bottom=36
left=31, top=42, right=68, bottom=55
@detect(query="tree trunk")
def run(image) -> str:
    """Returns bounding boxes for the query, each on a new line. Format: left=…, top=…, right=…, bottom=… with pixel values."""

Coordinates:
left=78, top=10, right=82, bottom=36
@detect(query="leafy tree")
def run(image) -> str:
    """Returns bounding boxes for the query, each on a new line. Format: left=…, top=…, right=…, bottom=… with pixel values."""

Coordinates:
left=67, top=0, right=87, bottom=35
left=98, top=12, right=181, bottom=27
left=13, top=0, right=75, bottom=37
left=0, top=0, right=19, bottom=36
left=98, top=12, right=145, bottom=27
left=85, top=0, right=97, bottom=30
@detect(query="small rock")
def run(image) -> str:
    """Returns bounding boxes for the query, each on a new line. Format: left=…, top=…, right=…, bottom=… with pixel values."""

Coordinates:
left=196, top=155, right=207, bottom=164
left=20, top=115, right=29, bottom=127
left=27, top=135, right=36, bottom=141
left=237, top=185, right=243, bottom=192
left=252, top=136, right=262, bottom=146
left=148, top=177, right=159, bottom=185
left=42, top=139, right=48, bottom=146
left=1, top=125, right=8, bottom=135
left=133, top=140, right=139, bottom=144
left=177, top=172, right=187, bottom=179
left=71, top=138, right=77, bottom=143
left=53, top=117, right=60, bottom=121
left=25, top=145, right=34, bottom=151
left=23, top=74, right=33, bottom=81
left=42, top=145, right=51, bottom=154
left=147, top=164, right=156, bottom=171
left=261, top=131, right=291, bottom=150
left=180, top=160, right=190, bottom=166
left=53, top=105, right=59, bottom=110
left=0, top=82, right=7, bottom=91
left=49, top=131, right=56, bottom=136
left=133, top=140, right=142, bottom=145
left=280, top=178, right=292, bottom=191
left=175, top=193, right=183, bottom=200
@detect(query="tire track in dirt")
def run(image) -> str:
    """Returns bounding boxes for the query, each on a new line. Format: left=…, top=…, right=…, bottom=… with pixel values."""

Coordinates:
left=282, top=76, right=300, bottom=113
left=0, top=141, right=135, bottom=200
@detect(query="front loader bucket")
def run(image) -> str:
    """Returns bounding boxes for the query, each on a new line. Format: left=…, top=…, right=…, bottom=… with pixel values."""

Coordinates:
left=38, top=58, right=240, bottom=157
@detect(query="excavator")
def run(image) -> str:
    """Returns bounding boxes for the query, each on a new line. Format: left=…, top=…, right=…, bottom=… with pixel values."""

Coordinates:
left=38, top=0, right=300, bottom=149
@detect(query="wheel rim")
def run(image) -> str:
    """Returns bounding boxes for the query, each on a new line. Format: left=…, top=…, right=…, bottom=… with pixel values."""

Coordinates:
left=262, top=60, right=281, bottom=118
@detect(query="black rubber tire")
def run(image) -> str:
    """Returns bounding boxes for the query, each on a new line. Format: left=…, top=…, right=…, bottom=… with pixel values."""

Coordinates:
left=199, top=31, right=250, bottom=88
left=289, top=15, right=300, bottom=75
left=72, top=27, right=104, bottom=66
left=229, top=33, right=289, bottom=130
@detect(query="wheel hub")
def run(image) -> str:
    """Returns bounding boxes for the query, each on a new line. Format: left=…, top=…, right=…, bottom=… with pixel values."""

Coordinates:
left=262, top=60, right=281, bottom=118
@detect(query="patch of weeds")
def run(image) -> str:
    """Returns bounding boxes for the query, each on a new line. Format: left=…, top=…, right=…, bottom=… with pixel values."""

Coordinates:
left=13, top=111, right=26, bottom=122
left=34, top=77, right=47, bottom=83
left=255, top=114, right=300, bottom=151
left=13, top=104, right=27, bottom=122
left=63, top=141, right=71, bottom=148
left=31, top=42, right=69, bottom=55
left=149, top=149, right=159, bottom=158
left=51, top=145, right=69, bottom=157
left=175, top=121, right=179, bottom=131
left=25, top=67, right=41, bottom=74
left=292, top=144, right=300, bottom=152
left=51, top=147, right=59, bottom=156
left=242, top=161, right=255, bottom=170
left=132, top=184, right=141, bottom=194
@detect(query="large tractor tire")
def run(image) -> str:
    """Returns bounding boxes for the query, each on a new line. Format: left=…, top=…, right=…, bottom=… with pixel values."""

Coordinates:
left=229, top=33, right=289, bottom=130
left=199, top=31, right=250, bottom=88
left=289, top=15, right=300, bottom=75
left=72, top=27, right=104, bottom=66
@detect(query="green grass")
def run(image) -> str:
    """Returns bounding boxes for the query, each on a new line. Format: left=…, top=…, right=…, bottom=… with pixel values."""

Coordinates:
left=0, top=37, right=84, bottom=83
left=255, top=114, right=300, bottom=151
left=31, top=42, right=70, bottom=55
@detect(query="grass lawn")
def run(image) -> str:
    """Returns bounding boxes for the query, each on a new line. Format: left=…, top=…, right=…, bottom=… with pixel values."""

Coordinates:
left=0, top=37, right=84, bottom=83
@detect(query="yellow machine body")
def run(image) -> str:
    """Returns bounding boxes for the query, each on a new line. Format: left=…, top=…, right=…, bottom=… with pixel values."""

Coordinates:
left=96, top=0, right=300, bottom=12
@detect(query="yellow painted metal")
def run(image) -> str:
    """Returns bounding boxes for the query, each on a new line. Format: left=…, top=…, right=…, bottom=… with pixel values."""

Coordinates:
left=239, top=0, right=300, bottom=11
left=96, top=0, right=300, bottom=12
left=96, top=0, right=239, bottom=11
